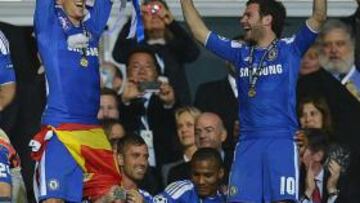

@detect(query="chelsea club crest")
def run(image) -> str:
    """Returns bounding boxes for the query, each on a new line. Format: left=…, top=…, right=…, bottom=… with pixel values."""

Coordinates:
left=267, top=48, right=278, bottom=61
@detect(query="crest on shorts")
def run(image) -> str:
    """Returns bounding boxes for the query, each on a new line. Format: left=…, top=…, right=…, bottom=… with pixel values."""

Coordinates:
left=229, top=185, right=238, bottom=196
left=153, top=195, right=168, bottom=203
left=48, top=179, right=59, bottom=191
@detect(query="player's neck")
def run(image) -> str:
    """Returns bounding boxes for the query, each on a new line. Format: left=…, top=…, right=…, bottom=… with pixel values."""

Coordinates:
left=256, top=32, right=277, bottom=48
left=68, top=17, right=81, bottom=26
left=122, top=174, right=139, bottom=190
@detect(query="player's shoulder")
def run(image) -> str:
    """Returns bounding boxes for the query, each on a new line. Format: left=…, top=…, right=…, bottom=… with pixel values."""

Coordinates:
left=279, top=23, right=315, bottom=46
left=139, top=189, right=153, bottom=202
left=209, top=32, right=246, bottom=49
left=164, top=180, right=194, bottom=198
left=139, top=189, right=153, bottom=198
left=0, top=30, right=10, bottom=55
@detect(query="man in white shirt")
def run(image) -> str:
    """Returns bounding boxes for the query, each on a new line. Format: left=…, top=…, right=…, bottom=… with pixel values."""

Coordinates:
left=300, top=129, right=343, bottom=203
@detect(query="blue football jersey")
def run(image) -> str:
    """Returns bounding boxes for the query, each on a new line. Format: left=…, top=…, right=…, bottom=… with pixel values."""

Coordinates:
left=153, top=180, right=226, bottom=203
left=34, top=0, right=112, bottom=126
left=0, top=30, right=15, bottom=85
left=205, top=24, right=317, bottom=138
left=140, top=189, right=154, bottom=203
left=0, top=145, right=11, bottom=184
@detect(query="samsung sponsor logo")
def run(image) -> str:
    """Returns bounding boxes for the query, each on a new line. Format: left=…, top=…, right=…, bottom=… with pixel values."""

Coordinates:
left=67, top=47, right=99, bottom=56
left=239, top=64, right=283, bottom=77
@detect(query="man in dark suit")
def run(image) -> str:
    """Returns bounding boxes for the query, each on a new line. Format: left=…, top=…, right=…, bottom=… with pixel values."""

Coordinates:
left=167, top=112, right=233, bottom=186
left=112, top=0, right=200, bottom=105
left=194, top=62, right=239, bottom=151
left=299, top=129, right=347, bottom=203
left=118, top=46, right=179, bottom=176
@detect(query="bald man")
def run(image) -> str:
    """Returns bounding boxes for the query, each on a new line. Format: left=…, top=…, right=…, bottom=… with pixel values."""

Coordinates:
left=167, top=112, right=233, bottom=185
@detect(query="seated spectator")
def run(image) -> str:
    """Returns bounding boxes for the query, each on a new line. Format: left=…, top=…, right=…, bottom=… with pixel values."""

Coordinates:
left=318, top=20, right=360, bottom=101
left=101, top=119, right=126, bottom=151
left=162, top=106, right=200, bottom=186
left=98, top=88, right=120, bottom=120
left=299, top=129, right=347, bottom=203
left=298, top=96, right=333, bottom=134
left=167, top=112, right=232, bottom=185
left=300, top=43, right=321, bottom=76
left=119, top=46, right=178, bottom=176
left=116, top=135, right=154, bottom=202
left=194, top=61, right=239, bottom=151
left=154, top=148, right=226, bottom=203
left=112, top=0, right=200, bottom=105
left=296, top=96, right=351, bottom=171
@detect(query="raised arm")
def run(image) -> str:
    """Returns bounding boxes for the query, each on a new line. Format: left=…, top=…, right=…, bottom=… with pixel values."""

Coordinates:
left=307, top=0, right=327, bottom=31
left=34, top=0, right=55, bottom=34
left=84, top=0, right=112, bottom=37
left=179, top=0, right=210, bottom=45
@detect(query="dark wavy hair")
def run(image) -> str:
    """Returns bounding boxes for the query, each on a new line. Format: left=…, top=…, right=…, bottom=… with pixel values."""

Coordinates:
left=246, top=0, right=286, bottom=38
left=298, top=96, right=333, bottom=135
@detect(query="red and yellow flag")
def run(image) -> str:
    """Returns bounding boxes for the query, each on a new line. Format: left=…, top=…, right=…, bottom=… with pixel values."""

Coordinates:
left=32, top=123, right=122, bottom=200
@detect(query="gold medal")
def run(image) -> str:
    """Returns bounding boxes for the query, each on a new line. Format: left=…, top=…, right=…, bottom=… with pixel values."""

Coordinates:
left=80, top=57, right=88, bottom=67
left=248, top=88, right=256, bottom=97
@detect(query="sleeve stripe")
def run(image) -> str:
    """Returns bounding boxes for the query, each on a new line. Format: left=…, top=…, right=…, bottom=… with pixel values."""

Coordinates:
left=204, top=31, right=212, bottom=46
left=0, top=31, right=10, bottom=55
left=164, top=180, right=194, bottom=199
left=170, top=184, right=193, bottom=199
left=305, top=20, right=319, bottom=34
left=165, top=180, right=188, bottom=194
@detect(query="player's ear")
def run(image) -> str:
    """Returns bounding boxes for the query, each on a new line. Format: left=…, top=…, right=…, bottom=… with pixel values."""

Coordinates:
left=221, top=129, right=227, bottom=143
left=262, top=14, right=273, bottom=27
left=117, top=154, right=125, bottom=166
left=218, top=167, right=225, bottom=180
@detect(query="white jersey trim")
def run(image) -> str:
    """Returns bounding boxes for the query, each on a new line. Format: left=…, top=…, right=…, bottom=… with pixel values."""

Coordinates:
left=305, top=20, right=320, bottom=34
left=0, top=31, right=10, bottom=55
left=165, top=180, right=194, bottom=199
left=204, top=31, right=212, bottom=46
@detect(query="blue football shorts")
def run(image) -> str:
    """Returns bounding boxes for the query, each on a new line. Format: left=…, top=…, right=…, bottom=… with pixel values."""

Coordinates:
left=228, top=135, right=299, bottom=202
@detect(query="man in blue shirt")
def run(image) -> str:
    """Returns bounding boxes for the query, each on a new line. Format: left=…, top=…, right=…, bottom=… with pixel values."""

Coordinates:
left=117, top=135, right=154, bottom=203
left=32, top=0, right=122, bottom=202
left=179, top=0, right=327, bottom=202
left=0, top=30, right=16, bottom=115
left=0, top=29, right=17, bottom=203
left=154, top=148, right=226, bottom=203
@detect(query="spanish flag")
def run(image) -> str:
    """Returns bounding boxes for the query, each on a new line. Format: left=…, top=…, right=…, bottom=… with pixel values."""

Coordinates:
left=31, top=124, right=122, bottom=200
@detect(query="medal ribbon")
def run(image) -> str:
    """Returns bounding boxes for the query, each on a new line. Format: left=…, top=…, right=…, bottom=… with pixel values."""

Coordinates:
left=248, top=39, right=278, bottom=93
